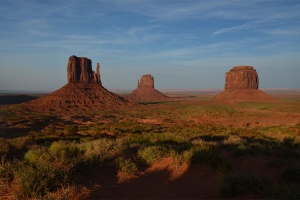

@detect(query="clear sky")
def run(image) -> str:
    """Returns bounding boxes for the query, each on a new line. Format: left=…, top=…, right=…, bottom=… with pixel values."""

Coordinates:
left=0, top=0, right=299, bottom=91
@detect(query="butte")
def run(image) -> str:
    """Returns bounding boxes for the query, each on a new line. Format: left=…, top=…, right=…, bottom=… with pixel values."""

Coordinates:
left=128, top=74, right=169, bottom=102
left=214, top=66, right=277, bottom=103
left=24, top=55, right=131, bottom=111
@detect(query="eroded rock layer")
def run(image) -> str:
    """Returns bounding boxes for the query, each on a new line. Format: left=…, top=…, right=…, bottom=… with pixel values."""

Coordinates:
left=225, top=66, right=258, bottom=89
left=67, top=55, right=101, bottom=85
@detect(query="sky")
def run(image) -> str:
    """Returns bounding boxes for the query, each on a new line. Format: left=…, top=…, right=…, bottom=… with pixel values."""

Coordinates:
left=0, top=0, right=299, bottom=91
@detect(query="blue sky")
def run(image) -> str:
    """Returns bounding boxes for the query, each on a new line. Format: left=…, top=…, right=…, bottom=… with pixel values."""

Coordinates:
left=0, top=0, right=299, bottom=91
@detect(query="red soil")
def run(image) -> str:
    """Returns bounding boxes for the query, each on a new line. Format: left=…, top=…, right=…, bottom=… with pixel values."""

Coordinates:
left=128, top=87, right=170, bottom=102
left=84, top=158, right=221, bottom=199
left=23, top=83, right=132, bottom=111
left=214, top=89, right=278, bottom=103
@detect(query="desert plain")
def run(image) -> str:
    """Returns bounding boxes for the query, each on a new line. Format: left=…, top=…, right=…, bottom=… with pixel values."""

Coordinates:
left=0, top=88, right=300, bottom=199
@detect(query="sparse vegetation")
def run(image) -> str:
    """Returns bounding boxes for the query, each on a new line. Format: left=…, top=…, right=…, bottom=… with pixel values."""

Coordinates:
left=64, top=124, right=78, bottom=135
left=115, top=157, right=138, bottom=174
left=0, top=92, right=299, bottom=198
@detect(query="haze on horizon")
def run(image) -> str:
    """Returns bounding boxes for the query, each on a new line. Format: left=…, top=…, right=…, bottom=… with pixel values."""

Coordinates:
left=0, top=0, right=299, bottom=92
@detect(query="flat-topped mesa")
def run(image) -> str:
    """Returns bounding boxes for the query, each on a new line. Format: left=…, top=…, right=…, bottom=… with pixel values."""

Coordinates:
left=138, top=74, right=154, bottom=88
left=225, top=65, right=259, bottom=90
left=67, top=55, right=101, bottom=85
left=215, top=65, right=277, bottom=103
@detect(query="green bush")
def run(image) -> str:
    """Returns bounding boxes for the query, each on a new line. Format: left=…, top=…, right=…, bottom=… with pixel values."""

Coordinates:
left=116, top=157, right=138, bottom=174
left=49, top=141, right=81, bottom=164
left=0, top=138, right=10, bottom=157
left=79, top=138, right=117, bottom=163
left=138, top=145, right=168, bottom=164
left=171, top=149, right=193, bottom=168
left=0, top=158, right=13, bottom=196
left=13, top=161, right=71, bottom=199
left=24, top=148, right=51, bottom=165
left=64, top=124, right=78, bottom=135
left=8, top=136, right=32, bottom=150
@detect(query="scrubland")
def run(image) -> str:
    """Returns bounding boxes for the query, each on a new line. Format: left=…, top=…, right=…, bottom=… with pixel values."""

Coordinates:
left=0, top=92, right=300, bottom=199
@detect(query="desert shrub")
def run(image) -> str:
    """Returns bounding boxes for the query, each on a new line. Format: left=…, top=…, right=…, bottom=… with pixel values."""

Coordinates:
left=64, top=124, right=78, bottom=135
left=24, top=147, right=51, bottom=165
left=0, top=158, right=13, bottom=196
left=187, top=145, right=231, bottom=171
left=0, top=138, right=10, bottom=157
left=220, top=172, right=272, bottom=197
left=25, top=142, right=80, bottom=168
left=115, top=157, right=138, bottom=174
left=171, top=149, right=193, bottom=168
left=79, top=138, right=120, bottom=164
left=8, top=136, right=32, bottom=150
left=138, top=145, right=168, bottom=164
left=49, top=141, right=81, bottom=164
left=43, top=185, right=80, bottom=200
left=13, top=161, right=72, bottom=199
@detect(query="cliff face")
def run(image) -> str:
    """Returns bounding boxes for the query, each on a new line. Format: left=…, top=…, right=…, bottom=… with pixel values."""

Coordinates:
left=67, top=55, right=101, bottom=85
left=138, top=74, right=154, bottom=88
left=225, top=66, right=259, bottom=90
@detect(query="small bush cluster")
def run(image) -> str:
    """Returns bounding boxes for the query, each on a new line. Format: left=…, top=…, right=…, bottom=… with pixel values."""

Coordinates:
left=64, top=124, right=78, bottom=135
left=138, top=145, right=168, bottom=164
left=115, top=157, right=138, bottom=174
left=14, top=161, right=71, bottom=199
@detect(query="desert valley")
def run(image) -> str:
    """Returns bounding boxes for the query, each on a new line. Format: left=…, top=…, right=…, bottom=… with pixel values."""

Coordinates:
left=0, top=56, right=299, bottom=199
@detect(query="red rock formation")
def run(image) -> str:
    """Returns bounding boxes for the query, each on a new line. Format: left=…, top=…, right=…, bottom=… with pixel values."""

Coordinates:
left=225, top=66, right=258, bottom=90
left=24, top=55, right=131, bottom=111
left=138, top=74, right=154, bottom=88
left=67, top=55, right=101, bottom=84
left=128, top=74, right=169, bottom=102
left=215, top=66, right=277, bottom=103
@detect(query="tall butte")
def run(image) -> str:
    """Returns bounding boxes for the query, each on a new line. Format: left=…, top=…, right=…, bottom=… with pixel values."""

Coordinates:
left=128, top=74, right=169, bottom=101
left=25, top=55, right=130, bottom=111
left=214, top=66, right=277, bottom=103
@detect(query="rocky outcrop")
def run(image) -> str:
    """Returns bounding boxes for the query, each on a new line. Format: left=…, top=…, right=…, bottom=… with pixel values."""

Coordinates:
left=24, top=55, right=131, bottom=111
left=128, top=74, right=169, bottom=102
left=215, top=66, right=277, bottom=103
left=67, top=55, right=101, bottom=85
left=225, top=66, right=258, bottom=90
left=138, top=74, right=155, bottom=88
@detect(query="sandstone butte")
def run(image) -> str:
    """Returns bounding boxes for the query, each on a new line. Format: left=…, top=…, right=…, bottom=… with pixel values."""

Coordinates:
left=214, top=66, right=277, bottom=103
left=24, top=55, right=131, bottom=111
left=128, top=74, right=170, bottom=101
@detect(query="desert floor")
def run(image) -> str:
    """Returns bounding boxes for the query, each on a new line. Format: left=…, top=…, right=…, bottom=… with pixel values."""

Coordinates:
left=0, top=90, right=299, bottom=199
